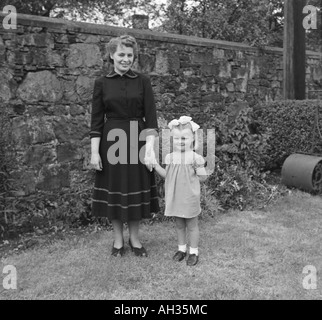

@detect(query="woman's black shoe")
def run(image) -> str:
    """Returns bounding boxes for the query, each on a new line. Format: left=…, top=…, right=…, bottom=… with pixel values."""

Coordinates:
left=111, top=242, right=125, bottom=257
left=129, top=239, right=148, bottom=257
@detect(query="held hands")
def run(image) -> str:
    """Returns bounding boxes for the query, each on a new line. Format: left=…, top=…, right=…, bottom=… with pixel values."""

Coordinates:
left=144, top=149, right=157, bottom=172
left=90, top=153, right=102, bottom=171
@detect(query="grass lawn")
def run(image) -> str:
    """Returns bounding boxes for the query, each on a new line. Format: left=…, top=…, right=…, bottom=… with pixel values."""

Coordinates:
left=1, top=190, right=322, bottom=300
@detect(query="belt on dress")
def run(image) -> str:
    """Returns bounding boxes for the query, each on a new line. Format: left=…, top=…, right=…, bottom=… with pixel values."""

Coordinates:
left=104, top=116, right=144, bottom=122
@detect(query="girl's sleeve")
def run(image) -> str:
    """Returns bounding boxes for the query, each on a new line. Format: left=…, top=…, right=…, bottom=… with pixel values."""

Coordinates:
left=194, top=154, right=206, bottom=168
left=142, top=75, right=158, bottom=137
left=90, top=78, right=104, bottom=139
left=165, top=153, right=170, bottom=165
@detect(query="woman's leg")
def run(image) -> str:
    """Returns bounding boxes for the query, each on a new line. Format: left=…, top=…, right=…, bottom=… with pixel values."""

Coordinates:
left=111, top=219, right=124, bottom=248
left=128, top=219, right=142, bottom=248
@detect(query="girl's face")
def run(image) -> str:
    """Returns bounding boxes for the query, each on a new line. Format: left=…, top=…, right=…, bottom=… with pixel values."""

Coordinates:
left=110, top=44, right=134, bottom=75
left=172, top=128, right=194, bottom=153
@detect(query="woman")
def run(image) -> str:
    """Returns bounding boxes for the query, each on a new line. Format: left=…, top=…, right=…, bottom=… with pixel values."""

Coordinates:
left=90, top=35, right=159, bottom=257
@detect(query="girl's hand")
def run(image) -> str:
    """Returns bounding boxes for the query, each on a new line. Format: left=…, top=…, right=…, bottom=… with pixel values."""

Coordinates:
left=91, top=153, right=102, bottom=171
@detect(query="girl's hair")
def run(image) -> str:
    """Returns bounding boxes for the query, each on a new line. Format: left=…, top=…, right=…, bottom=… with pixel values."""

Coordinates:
left=107, top=35, right=138, bottom=64
left=171, top=123, right=199, bottom=151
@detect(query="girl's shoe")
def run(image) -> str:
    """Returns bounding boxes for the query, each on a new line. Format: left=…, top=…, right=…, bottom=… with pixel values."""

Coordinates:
left=172, top=251, right=186, bottom=262
left=111, top=242, right=125, bottom=257
left=129, top=239, right=148, bottom=257
left=186, top=254, right=199, bottom=266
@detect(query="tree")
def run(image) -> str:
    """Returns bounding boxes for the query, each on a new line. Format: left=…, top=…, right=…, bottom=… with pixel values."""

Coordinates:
left=0, top=0, right=166, bottom=27
left=162, top=0, right=285, bottom=47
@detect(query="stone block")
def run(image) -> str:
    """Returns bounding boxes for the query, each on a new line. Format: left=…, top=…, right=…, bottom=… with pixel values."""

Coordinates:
left=236, top=78, right=248, bottom=93
left=191, top=52, right=213, bottom=64
left=155, top=51, right=169, bottom=74
left=47, top=51, right=64, bottom=67
left=213, top=48, right=225, bottom=59
left=36, top=164, right=70, bottom=191
left=57, top=143, right=80, bottom=163
left=17, top=70, right=63, bottom=103
left=226, top=83, right=235, bottom=92
left=0, top=69, right=13, bottom=102
left=70, top=104, right=85, bottom=116
left=76, top=76, right=95, bottom=102
left=218, top=63, right=231, bottom=78
left=168, top=53, right=180, bottom=73
left=25, top=144, right=56, bottom=167
left=201, top=65, right=219, bottom=76
left=138, top=53, right=155, bottom=73
left=66, top=43, right=103, bottom=69
left=12, top=117, right=56, bottom=149
left=11, top=169, right=37, bottom=195
left=271, top=80, right=280, bottom=88
left=313, top=67, right=322, bottom=82
left=53, top=116, right=90, bottom=143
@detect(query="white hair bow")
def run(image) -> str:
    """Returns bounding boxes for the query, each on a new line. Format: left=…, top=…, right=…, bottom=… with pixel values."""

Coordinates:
left=168, top=116, right=200, bottom=132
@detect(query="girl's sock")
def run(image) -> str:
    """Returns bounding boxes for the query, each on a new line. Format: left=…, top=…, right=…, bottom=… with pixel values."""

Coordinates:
left=189, top=247, right=199, bottom=256
left=178, top=244, right=187, bottom=253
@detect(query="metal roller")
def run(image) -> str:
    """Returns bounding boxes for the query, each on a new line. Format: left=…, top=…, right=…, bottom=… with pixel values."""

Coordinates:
left=281, top=153, right=322, bottom=194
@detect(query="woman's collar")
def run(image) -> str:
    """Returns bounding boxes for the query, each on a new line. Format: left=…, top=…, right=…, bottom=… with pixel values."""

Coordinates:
left=106, top=69, right=138, bottom=78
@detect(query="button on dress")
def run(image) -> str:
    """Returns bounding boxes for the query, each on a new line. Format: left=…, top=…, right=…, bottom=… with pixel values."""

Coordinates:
left=90, top=69, right=160, bottom=221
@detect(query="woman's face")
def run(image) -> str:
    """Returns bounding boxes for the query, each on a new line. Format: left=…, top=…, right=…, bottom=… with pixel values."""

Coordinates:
left=110, top=44, right=134, bottom=75
left=172, top=128, right=194, bottom=153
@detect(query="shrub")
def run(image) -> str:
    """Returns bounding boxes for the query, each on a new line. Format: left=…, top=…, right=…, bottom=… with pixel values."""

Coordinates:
left=0, top=104, right=17, bottom=239
left=252, top=100, right=322, bottom=170
left=156, top=109, right=273, bottom=211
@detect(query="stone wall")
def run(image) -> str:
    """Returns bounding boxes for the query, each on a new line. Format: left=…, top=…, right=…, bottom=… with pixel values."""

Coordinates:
left=0, top=13, right=321, bottom=195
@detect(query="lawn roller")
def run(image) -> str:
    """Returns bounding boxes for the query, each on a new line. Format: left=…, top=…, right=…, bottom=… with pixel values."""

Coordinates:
left=281, top=104, right=322, bottom=194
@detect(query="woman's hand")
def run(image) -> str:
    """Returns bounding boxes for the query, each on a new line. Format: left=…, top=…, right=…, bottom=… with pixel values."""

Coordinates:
left=91, top=153, right=102, bottom=171
left=144, top=149, right=157, bottom=172
left=144, top=135, right=157, bottom=172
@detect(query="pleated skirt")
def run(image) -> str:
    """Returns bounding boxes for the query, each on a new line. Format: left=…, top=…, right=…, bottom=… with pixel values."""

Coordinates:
left=91, top=119, right=160, bottom=222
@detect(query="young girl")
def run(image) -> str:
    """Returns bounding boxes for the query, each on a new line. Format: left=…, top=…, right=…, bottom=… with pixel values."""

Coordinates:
left=154, top=116, right=207, bottom=266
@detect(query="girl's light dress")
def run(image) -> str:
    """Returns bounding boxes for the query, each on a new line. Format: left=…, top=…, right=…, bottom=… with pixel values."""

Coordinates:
left=164, top=151, right=205, bottom=218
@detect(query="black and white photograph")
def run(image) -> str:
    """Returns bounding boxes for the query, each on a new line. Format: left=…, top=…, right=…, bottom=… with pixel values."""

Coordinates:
left=0, top=0, right=322, bottom=303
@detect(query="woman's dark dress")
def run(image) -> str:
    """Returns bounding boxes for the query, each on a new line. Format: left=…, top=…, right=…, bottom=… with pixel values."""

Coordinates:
left=90, top=69, right=160, bottom=221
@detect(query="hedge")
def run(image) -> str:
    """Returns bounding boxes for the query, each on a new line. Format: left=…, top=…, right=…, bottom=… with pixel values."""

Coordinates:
left=252, top=100, right=322, bottom=170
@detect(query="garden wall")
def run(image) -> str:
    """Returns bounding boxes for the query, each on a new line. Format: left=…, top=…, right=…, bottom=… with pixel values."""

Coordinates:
left=0, top=12, right=321, bottom=195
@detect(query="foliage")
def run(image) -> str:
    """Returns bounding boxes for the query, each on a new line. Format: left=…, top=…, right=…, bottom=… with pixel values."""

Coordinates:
left=215, top=108, right=271, bottom=179
left=201, top=107, right=273, bottom=210
left=0, top=104, right=17, bottom=239
left=200, top=183, right=224, bottom=216
left=252, top=100, right=322, bottom=170
left=162, top=0, right=285, bottom=47
left=305, top=0, right=322, bottom=51
left=0, top=182, right=113, bottom=240
left=3, top=0, right=320, bottom=50
left=0, top=0, right=166, bottom=27
left=156, top=109, right=275, bottom=212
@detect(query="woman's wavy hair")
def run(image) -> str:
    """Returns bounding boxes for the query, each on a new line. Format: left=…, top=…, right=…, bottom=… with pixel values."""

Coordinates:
left=107, top=34, right=138, bottom=64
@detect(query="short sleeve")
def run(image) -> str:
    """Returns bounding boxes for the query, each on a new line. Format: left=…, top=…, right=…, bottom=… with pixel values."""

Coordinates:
left=142, top=75, right=158, bottom=137
left=164, top=153, right=171, bottom=165
left=193, top=154, right=205, bottom=168
left=90, top=78, right=104, bottom=139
